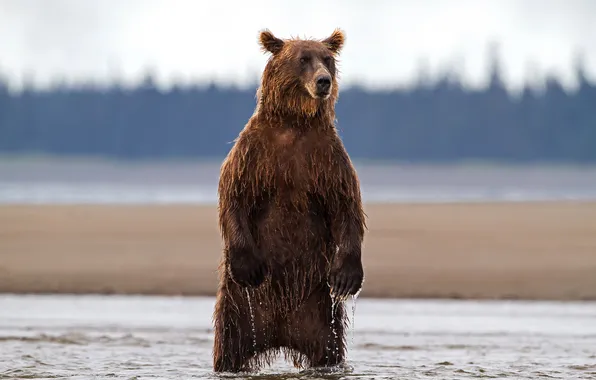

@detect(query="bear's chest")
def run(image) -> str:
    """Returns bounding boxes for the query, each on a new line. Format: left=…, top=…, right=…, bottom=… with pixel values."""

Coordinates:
left=269, top=129, right=325, bottom=189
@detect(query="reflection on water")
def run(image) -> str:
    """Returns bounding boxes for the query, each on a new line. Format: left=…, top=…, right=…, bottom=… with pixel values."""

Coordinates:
left=0, top=295, right=595, bottom=379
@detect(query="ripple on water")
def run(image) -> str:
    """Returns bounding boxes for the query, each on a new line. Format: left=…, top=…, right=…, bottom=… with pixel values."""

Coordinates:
left=0, top=332, right=153, bottom=347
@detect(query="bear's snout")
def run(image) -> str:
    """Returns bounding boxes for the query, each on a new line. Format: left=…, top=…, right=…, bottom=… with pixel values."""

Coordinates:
left=315, top=75, right=332, bottom=97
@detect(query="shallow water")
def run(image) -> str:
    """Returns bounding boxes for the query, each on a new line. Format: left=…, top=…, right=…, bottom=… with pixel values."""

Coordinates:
left=1, top=295, right=595, bottom=379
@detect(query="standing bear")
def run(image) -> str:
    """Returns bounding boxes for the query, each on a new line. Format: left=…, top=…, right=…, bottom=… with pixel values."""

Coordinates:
left=212, top=28, right=366, bottom=373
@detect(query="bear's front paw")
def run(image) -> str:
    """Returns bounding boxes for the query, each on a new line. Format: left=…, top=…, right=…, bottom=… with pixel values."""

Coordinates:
left=328, top=255, right=364, bottom=299
left=228, top=248, right=268, bottom=288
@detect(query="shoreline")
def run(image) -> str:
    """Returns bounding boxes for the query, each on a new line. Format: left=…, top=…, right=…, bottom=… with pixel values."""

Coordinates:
left=1, top=201, right=596, bottom=301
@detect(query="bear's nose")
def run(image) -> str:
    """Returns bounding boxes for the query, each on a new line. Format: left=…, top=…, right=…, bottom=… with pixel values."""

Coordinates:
left=316, top=75, right=331, bottom=94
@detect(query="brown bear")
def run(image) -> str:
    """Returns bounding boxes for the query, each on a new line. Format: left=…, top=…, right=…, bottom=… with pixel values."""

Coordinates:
left=212, top=28, right=366, bottom=373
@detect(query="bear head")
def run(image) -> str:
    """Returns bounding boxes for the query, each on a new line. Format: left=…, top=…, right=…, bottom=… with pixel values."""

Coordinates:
left=256, top=29, right=345, bottom=117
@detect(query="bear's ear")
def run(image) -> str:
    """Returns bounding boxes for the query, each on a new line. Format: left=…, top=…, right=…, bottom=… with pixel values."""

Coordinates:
left=259, top=29, right=285, bottom=55
left=322, top=28, right=345, bottom=54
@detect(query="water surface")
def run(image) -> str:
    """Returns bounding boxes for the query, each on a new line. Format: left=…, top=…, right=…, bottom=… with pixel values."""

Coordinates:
left=1, top=295, right=595, bottom=379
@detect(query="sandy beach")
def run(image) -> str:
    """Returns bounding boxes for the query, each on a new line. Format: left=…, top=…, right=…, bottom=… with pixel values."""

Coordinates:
left=1, top=202, right=596, bottom=300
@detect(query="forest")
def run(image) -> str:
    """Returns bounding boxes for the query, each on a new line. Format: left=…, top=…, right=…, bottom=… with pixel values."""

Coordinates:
left=1, top=52, right=595, bottom=163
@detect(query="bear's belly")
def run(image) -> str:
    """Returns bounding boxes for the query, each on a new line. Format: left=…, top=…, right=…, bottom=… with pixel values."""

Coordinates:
left=255, top=199, right=333, bottom=270
left=250, top=192, right=334, bottom=308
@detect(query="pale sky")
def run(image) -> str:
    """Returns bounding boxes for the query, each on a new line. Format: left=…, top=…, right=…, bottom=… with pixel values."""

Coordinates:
left=0, top=0, right=595, bottom=94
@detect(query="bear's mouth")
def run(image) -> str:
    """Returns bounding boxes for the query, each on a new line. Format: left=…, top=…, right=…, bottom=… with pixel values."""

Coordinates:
left=305, top=84, right=331, bottom=100
left=315, top=90, right=331, bottom=99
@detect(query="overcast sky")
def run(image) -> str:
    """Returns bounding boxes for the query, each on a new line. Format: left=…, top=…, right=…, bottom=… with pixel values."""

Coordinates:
left=0, top=0, right=594, bottom=93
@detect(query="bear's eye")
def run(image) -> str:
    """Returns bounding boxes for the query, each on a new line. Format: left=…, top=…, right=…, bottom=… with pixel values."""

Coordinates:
left=299, top=56, right=310, bottom=65
left=323, top=56, right=333, bottom=66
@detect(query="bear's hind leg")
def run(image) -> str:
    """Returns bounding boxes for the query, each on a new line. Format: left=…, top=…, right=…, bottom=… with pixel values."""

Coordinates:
left=213, top=285, right=278, bottom=373
left=283, top=288, right=347, bottom=369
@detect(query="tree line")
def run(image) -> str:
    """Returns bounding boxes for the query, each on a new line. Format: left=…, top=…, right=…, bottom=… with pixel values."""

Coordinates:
left=0, top=55, right=595, bottom=163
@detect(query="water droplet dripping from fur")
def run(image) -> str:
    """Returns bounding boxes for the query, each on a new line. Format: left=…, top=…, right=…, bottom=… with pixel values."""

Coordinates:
left=350, top=289, right=361, bottom=356
left=330, top=292, right=342, bottom=361
left=245, top=288, right=257, bottom=355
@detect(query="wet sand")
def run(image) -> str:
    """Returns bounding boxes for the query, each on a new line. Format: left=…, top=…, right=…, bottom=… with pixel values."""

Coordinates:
left=1, top=202, right=596, bottom=300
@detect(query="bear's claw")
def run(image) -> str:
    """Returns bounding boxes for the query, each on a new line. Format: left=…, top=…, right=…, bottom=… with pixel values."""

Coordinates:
left=328, top=256, right=363, bottom=298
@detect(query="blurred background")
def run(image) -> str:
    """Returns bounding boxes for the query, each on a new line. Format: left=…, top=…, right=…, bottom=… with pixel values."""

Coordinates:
left=1, top=0, right=596, bottom=203
left=1, top=1, right=596, bottom=378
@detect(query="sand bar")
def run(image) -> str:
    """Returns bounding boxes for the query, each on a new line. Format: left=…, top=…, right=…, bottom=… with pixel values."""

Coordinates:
left=1, top=202, right=596, bottom=300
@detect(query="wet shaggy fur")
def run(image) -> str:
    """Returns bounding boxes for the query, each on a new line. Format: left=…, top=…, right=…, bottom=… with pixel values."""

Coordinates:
left=212, top=28, right=366, bottom=373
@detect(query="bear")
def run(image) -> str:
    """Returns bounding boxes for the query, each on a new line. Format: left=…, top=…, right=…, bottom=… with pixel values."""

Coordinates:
left=212, top=28, right=366, bottom=373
